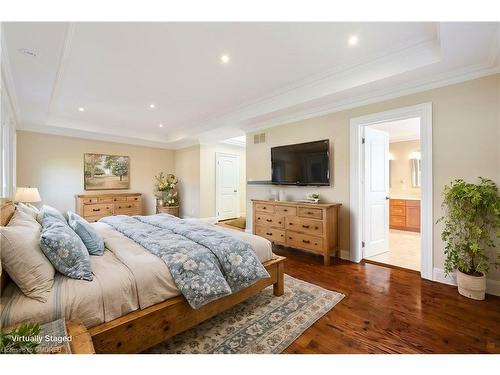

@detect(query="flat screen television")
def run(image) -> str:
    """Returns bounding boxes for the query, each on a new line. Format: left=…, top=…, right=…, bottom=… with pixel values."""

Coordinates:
left=271, top=139, right=330, bottom=186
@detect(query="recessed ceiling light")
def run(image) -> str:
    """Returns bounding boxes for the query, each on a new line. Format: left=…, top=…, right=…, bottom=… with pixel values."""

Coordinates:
left=78, top=107, right=85, bottom=112
left=158, top=124, right=164, bottom=128
left=220, top=54, right=230, bottom=64
left=149, top=103, right=156, bottom=109
left=348, top=35, right=359, bottom=46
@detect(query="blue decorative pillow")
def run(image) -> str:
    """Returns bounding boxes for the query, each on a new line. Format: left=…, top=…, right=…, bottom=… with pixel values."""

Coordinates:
left=39, top=220, right=93, bottom=281
left=67, top=211, right=104, bottom=256
left=37, top=205, right=67, bottom=226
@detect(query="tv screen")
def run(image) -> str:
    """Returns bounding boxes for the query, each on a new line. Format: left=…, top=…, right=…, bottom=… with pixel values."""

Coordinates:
left=271, top=140, right=330, bottom=186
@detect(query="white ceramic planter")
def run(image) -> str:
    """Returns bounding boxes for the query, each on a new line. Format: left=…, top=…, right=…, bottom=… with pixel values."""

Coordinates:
left=456, top=270, right=486, bottom=300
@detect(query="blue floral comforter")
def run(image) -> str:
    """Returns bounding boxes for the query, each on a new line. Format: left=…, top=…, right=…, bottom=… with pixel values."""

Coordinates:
left=100, top=214, right=269, bottom=309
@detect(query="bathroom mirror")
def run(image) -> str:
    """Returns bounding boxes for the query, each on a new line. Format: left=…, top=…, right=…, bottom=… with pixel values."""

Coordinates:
left=411, top=159, right=421, bottom=188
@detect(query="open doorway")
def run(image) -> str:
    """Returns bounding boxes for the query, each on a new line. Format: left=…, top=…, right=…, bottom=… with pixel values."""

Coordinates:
left=349, top=103, right=432, bottom=280
left=363, top=118, right=421, bottom=271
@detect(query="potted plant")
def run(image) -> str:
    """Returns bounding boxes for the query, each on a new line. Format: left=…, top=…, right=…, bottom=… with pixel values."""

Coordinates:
left=438, top=177, right=500, bottom=300
left=154, top=172, right=179, bottom=207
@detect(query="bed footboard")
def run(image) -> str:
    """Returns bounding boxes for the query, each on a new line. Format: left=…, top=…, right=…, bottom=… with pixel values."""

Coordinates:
left=89, top=255, right=286, bottom=354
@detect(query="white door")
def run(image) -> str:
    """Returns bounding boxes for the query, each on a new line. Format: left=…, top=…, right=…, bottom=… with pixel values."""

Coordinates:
left=216, top=153, right=240, bottom=220
left=363, top=127, right=390, bottom=257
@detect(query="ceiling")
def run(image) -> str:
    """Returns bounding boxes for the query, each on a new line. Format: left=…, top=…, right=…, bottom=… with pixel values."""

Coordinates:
left=369, top=117, right=420, bottom=142
left=2, top=22, right=499, bottom=149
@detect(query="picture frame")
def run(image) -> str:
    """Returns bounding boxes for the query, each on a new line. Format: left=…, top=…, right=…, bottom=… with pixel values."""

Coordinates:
left=84, top=153, right=130, bottom=190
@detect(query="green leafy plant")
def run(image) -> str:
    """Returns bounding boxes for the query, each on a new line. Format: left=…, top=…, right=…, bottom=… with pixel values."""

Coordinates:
left=0, top=323, right=41, bottom=354
left=437, top=177, right=500, bottom=276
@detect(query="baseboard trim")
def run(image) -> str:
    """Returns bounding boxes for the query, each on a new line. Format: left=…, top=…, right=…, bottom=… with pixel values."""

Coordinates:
left=433, top=268, right=500, bottom=296
left=339, top=249, right=350, bottom=261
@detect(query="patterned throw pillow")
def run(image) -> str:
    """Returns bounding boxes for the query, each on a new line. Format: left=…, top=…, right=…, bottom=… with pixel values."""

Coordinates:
left=37, top=205, right=67, bottom=226
left=39, top=220, right=93, bottom=281
left=67, top=211, right=104, bottom=256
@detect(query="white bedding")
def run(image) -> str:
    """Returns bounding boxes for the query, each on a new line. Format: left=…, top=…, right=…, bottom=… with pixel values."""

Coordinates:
left=1, top=220, right=273, bottom=328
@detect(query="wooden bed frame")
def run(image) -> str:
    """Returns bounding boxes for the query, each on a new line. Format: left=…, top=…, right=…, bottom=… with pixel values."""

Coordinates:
left=0, top=199, right=285, bottom=353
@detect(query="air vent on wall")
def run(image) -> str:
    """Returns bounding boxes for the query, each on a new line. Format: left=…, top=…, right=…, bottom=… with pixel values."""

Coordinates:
left=253, top=133, right=266, bottom=144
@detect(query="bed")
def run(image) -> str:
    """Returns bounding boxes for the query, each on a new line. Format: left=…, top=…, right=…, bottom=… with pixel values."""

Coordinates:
left=0, top=199, right=285, bottom=353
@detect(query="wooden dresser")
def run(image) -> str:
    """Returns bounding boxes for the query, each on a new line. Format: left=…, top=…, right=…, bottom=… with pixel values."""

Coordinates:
left=75, top=193, right=142, bottom=222
left=252, top=199, right=341, bottom=265
left=389, top=198, right=420, bottom=232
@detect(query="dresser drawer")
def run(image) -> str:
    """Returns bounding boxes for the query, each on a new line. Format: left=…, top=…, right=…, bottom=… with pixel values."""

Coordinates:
left=127, top=196, right=141, bottom=202
left=390, top=215, right=406, bottom=227
left=391, top=205, right=406, bottom=217
left=255, top=203, right=275, bottom=213
left=112, top=196, right=127, bottom=202
left=285, top=217, right=323, bottom=236
left=255, top=226, right=285, bottom=243
left=297, top=207, right=323, bottom=220
left=82, top=197, right=99, bottom=204
left=286, top=232, right=324, bottom=253
left=114, top=202, right=140, bottom=214
left=254, top=213, right=284, bottom=228
left=98, top=197, right=114, bottom=203
left=275, top=206, right=297, bottom=216
left=84, top=215, right=105, bottom=223
left=83, top=203, right=113, bottom=217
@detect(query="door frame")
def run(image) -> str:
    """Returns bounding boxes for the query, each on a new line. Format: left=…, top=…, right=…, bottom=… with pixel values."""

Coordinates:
left=349, top=103, right=433, bottom=280
left=215, top=152, right=240, bottom=221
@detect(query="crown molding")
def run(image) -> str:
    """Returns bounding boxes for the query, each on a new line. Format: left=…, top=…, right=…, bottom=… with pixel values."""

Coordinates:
left=17, top=122, right=176, bottom=150
left=239, top=60, right=500, bottom=135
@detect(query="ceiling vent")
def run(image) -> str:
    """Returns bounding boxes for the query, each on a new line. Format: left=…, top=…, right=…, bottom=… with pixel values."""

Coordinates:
left=253, top=133, right=266, bottom=144
left=18, top=48, right=37, bottom=57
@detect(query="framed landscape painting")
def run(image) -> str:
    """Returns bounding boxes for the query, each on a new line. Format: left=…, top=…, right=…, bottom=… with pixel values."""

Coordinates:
left=84, top=153, right=130, bottom=190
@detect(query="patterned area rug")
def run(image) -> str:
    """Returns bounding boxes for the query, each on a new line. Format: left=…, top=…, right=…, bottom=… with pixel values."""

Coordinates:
left=145, top=275, right=344, bottom=354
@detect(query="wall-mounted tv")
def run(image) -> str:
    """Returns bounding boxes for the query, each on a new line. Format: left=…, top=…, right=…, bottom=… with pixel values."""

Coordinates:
left=271, top=139, right=330, bottom=186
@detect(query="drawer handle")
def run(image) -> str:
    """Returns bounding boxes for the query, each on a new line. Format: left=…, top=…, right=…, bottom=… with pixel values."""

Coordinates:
left=92, top=208, right=101, bottom=212
left=302, top=239, right=310, bottom=244
left=307, top=211, right=313, bottom=215
left=283, top=209, right=288, bottom=212
left=114, top=199, right=117, bottom=201
left=289, top=222, right=294, bottom=225
left=302, top=225, right=310, bottom=228
left=266, top=232, right=273, bottom=236
left=266, top=219, right=272, bottom=222
left=127, top=205, right=132, bottom=208
left=263, top=206, right=267, bottom=209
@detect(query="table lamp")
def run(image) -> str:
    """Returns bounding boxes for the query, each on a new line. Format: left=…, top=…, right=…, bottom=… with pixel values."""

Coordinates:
left=14, top=187, right=42, bottom=204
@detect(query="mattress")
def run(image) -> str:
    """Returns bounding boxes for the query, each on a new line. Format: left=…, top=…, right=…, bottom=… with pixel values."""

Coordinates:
left=1, top=220, right=274, bottom=328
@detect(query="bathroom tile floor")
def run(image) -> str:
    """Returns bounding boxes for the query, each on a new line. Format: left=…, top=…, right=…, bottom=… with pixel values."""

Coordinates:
left=365, top=229, right=421, bottom=271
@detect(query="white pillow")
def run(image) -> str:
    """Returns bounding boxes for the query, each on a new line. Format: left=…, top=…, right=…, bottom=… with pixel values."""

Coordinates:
left=0, top=210, right=55, bottom=302
left=15, top=202, right=39, bottom=220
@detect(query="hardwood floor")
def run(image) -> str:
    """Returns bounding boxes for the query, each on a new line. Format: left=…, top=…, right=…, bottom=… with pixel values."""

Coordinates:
left=272, top=245, right=500, bottom=354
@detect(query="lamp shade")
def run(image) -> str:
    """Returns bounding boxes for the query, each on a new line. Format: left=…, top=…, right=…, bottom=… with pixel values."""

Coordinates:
left=14, top=187, right=42, bottom=203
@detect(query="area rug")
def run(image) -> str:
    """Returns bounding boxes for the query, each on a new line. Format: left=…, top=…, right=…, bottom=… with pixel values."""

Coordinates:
left=220, top=217, right=246, bottom=230
left=145, top=274, right=344, bottom=354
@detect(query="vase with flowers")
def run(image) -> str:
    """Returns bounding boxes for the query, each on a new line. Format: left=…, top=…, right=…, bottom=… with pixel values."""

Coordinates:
left=154, top=172, right=179, bottom=207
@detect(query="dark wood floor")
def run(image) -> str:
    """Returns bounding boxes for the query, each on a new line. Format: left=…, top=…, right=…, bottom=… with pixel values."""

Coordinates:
left=273, top=245, right=500, bottom=354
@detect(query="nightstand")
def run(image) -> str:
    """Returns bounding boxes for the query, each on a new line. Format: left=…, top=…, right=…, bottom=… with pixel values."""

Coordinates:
left=156, top=205, right=179, bottom=217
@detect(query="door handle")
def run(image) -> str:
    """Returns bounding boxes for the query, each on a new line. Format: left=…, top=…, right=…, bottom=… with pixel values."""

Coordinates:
left=385, top=196, right=390, bottom=200
left=233, top=190, right=237, bottom=193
